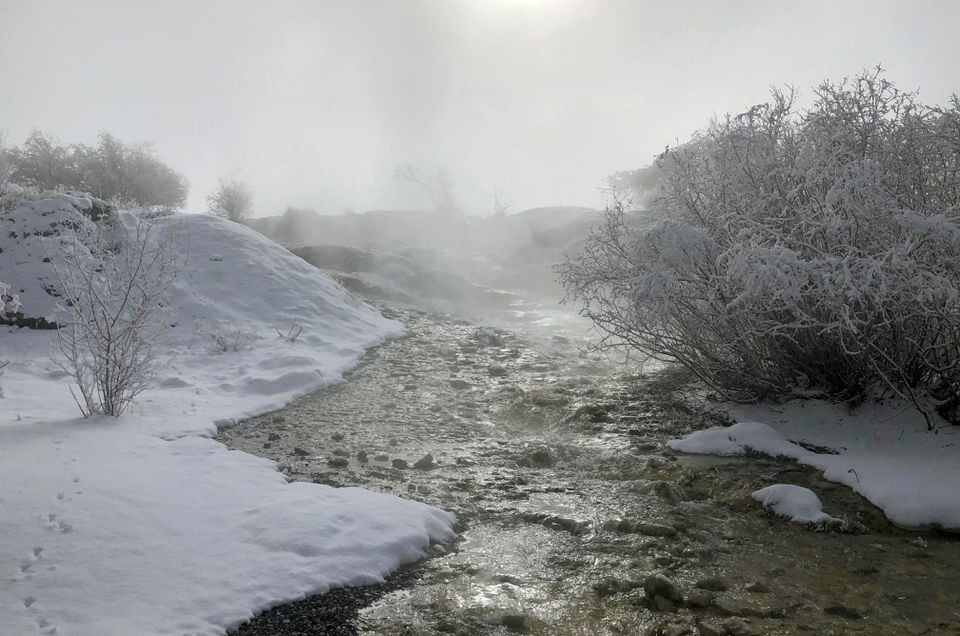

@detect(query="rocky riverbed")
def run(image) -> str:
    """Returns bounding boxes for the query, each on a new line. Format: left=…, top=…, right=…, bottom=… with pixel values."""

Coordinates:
left=219, top=303, right=960, bottom=636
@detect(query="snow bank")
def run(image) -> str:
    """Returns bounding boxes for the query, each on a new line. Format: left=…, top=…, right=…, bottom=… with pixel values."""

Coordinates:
left=0, top=196, right=454, bottom=635
left=668, top=400, right=960, bottom=529
left=752, top=484, right=838, bottom=524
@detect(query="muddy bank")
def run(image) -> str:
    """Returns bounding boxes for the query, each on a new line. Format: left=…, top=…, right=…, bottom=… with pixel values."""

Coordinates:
left=220, top=304, right=960, bottom=636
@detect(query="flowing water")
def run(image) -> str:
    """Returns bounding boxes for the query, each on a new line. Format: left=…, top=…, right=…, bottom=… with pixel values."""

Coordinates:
left=219, top=299, right=960, bottom=636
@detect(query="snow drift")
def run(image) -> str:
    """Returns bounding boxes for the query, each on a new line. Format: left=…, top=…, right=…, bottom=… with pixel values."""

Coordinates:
left=0, top=192, right=454, bottom=635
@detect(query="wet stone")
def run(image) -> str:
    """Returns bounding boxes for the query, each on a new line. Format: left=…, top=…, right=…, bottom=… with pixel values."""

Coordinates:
left=356, top=450, right=368, bottom=463
left=695, top=576, right=730, bottom=592
left=745, top=581, right=769, bottom=593
left=327, top=457, right=349, bottom=468
left=267, top=433, right=281, bottom=441
left=374, top=453, right=390, bottom=462
left=823, top=604, right=865, bottom=620
left=413, top=454, right=435, bottom=470
left=644, top=574, right=683, bottom=603
left=392, top=459, right=409, bottom=469
left=292, top=446, right=311, bottom=457
left=687, top=589, right=715, bottom=608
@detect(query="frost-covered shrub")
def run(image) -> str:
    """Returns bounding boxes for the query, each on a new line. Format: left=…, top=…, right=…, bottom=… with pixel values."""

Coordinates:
left=561, top=70, right=960, bottom=424
left=49, top=214, right=180, bottom=416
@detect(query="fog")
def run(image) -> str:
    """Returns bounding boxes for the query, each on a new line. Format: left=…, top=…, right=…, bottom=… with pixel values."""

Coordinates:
left=3, top=0, right=959, bottom=216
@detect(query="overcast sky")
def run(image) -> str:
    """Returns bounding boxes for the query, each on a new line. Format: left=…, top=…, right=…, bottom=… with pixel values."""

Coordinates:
left=2, top=0, right=958, bottom=216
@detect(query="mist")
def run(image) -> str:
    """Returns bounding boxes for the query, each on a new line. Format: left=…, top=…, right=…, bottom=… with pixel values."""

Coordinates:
left=3, top=0, right=958, bottom=216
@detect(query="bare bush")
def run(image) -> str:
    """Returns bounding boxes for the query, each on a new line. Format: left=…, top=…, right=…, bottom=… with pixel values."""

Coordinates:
left=49, top=214, right=179, bottom=416
left=276, top=320, right=303, bottom=342
left=209, top=329, right=258, bottom=354
left=561, top=69, right=960, bottom=425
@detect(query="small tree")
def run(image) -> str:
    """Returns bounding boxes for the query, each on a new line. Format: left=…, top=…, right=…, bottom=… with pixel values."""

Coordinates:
left=207, top=178, right=253, bottom=223
left=49, top=215, right=178, bottom=416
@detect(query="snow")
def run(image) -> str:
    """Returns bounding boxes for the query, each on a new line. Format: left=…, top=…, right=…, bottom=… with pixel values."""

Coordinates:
left=751, top=484, right=838, bottom=525
left=0, top=195, right=455, bottom=635
left=668, top=399, right=960, bottom=530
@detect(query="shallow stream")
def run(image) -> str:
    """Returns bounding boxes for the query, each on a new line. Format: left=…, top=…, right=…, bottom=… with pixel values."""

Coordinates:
left=219, top=300, right=960, bottom=636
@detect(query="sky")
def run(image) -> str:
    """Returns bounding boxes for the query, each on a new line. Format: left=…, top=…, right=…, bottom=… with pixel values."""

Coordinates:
left=2, top=0, right=959, bottom=216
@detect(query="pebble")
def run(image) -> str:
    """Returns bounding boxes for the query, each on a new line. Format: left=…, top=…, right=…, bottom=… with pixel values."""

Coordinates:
left=357, top=451, right=368, bottom=463
left=746, top=581, right=769, bottom=593
left=392, top=458, right=409, bottom=469
left=328, top=457, right=349, bottom=468
left=293, top=446, right=311, bottom=457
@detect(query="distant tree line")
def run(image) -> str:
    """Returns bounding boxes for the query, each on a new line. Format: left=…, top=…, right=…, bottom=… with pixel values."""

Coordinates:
left=2, top=130, right=188, bottom=208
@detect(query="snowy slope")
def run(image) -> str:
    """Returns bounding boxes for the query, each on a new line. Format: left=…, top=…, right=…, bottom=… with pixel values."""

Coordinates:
left=0, top=195, right=454, bottom=635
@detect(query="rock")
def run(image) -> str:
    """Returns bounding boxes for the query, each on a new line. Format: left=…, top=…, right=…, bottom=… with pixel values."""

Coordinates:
left=823, top=604, right=864, bottom=619
left=687, top=590, right=715, bottom=608
left=652, top=480, right=685, bottom=503
left=712, top=597, right=780, bottom=619
left=331, top=432, right=344, bottom=441
left=392, top=458, right=409, bottom=469
left=635, top=522, right=678, bottom=537
left=267, top=433, right=281, bottom=441
left=449, top=379, right=472, bottom=390
left=745, top=581, right=769, bottom=593
left=488, top=365, right=508, bottom=377
left=293, top=446, right=311, bottom=457
left=697, top=621, right=725, bottom=636
left=357, top=451, right=368, bottom=463
left=327, top=457, right=349, bottom=468
left=524, top=446, right=555, bottom=468
left=723, top=618, right=758, bottom=636
left=695, top=576, right=729, bottom=592
left=414, top=453, right=435, bottom=470
left=276, top=461, right=290, bottom=472
left=594, top=577, right=633, bottom=597
left=644, top=574, right=683, bottom=603
left=653, top=595, right=676, bottom=611
left=332, top=448, right=350, bottom=457
left=498, top=613, right=530, bottom=634
left=375, top=453, right=390, bottom=461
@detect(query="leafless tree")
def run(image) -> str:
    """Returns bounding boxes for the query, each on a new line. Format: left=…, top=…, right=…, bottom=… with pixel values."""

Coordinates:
left=207, top=178, right=253, bottom=223
left=49, top=214, right=179, bottom=416
left=394, top=164, right=460, bottom=214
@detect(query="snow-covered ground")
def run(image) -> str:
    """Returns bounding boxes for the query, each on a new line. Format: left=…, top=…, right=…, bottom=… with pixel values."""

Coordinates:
left=668, top=399, right=960, bottom=530
left=0, top=194, right=455, bottom=635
